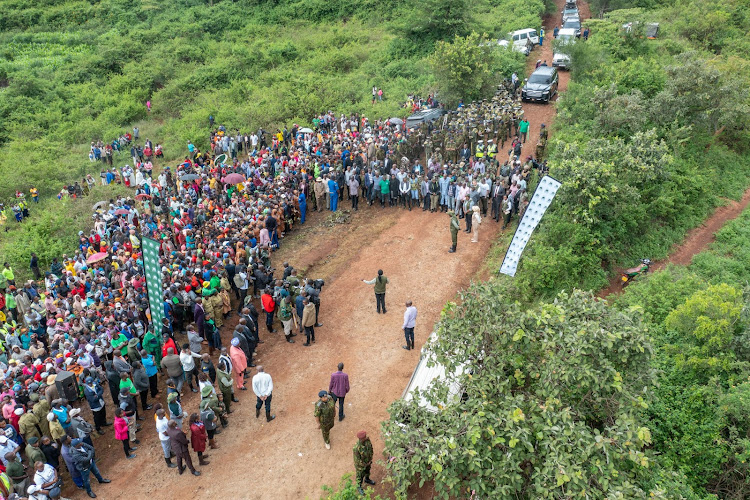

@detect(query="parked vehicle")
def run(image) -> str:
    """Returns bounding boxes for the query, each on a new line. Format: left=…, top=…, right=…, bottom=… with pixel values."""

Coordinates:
left=521, top=66, right=559, bottom=103
left=561, top=6, right=579, bottom=24
left=621, top=259, right=651, bottom=286
left=509, top=28, right=539, bottom=51
left=552, top=28, right=577, bottom=69
left=563, top=16, right=582, bottom=37
left=405, top=108, right=446, bottom=129
left=497, top=39, right=531, bottom=56
left=401, top=333, right=467, bottom=413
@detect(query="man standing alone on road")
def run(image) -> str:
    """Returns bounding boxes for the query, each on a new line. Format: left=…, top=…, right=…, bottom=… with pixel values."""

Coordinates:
left=402, top=301, right=417, bottom=351
left=314, top=391, right=336, bottom=450
left=329, top=363, right=350, bottom=422
left=363, top=270, right=389, bottom=313
left=448, top=210, right=460, bottom=253
left=519, top=118, right=530, bottom=144
left=252, top=366, right=275, bottom=422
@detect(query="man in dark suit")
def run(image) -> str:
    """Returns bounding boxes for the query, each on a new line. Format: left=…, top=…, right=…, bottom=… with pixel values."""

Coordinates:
left=193, top=298, right=205, bottom=339
left=166, top=420, right=201, bottom=476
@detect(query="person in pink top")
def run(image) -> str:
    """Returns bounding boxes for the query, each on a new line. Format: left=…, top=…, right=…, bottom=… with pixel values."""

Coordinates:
left=229, top=338, right=247, bottom=390
left=1, top=395, right=16, bottom=421
left=113, top=408, right=136, bottom=459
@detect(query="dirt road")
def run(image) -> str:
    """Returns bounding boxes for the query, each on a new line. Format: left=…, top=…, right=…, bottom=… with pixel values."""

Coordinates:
left=599, top=186, right=750, bottom=298
left=80, top=205, right=508, bottom=500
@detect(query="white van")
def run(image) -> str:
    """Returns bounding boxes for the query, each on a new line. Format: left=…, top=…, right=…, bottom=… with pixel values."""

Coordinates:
left=509, top=28, right=539, bottom=52
left=401, top=332, right=467, bottom=413
left=552, top=28, right=577, bottom=69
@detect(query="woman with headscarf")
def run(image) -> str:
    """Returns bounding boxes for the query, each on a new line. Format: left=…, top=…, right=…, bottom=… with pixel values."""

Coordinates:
left=229, top=338, right=247, bottom=391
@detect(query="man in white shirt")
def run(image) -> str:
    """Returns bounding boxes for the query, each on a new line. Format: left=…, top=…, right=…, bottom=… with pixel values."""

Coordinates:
left=402, top=301, right=417, bottom=351
left=155, top=408, right=177, bottom=469
left=252, top=366, right=275, bottom=422
left=32, top=461, right=61, bottom=499
left=180, top=344, right=202, bottom=394
left=0, top=435, right=21, bottom=465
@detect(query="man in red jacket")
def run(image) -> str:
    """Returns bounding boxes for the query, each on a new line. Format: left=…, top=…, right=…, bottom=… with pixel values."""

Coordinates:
left=260, top=287, right=276, bottom=334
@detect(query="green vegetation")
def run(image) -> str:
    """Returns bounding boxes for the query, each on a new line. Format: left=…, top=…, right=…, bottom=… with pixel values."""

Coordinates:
left=614, top=208, right=750, bottom=498
left=381, top=1, right=750, bottom=498
left=0, top=0, right=547, bottom=276
left=510, top=0, right=750, bottom=298
left=430, top=33, right=524, bottom=107
left=383, top=288, right=700, bottom=498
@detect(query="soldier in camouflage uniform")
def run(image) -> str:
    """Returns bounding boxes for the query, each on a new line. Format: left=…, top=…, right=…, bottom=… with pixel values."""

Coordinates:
left=353, top=430, right=376, bottom=494
left=314, top=390, right=336, bottom=449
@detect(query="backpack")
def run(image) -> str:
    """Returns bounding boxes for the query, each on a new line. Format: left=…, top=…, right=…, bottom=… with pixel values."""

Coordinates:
left=233, top=273, right=245, bottom=288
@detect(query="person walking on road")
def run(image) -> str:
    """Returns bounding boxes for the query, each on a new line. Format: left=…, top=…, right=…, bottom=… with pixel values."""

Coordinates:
left=252, top=366, right=275, bottom=422
left=448, top=210, right=460, bottom=253
left=402, top=301, right=417, bottom=351
left=314, top=391, right=336, bottom=450
left=354, top=430, right=376, bottom=494
left=363, top=270, right=389, bottom=313
left=329, top=363, right=350, bottom=422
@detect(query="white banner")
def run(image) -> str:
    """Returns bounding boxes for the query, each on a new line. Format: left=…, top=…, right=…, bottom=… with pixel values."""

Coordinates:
left=500, top=175, right=562, bottom=277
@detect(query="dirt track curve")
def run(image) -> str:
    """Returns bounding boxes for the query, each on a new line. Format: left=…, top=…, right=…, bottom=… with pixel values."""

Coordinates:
left=599, top=186, right=750, bottom=298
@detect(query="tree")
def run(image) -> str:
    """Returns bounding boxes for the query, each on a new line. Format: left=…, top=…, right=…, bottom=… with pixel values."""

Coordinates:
left=429, top=33, right=496, bottom=107
left=382, top=287, right=689, bottom=499
left=394, top=0, right=470, bottom=54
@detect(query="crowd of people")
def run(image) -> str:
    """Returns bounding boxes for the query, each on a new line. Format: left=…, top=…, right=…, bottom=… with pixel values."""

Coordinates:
left=0, top=76, right=547, bottom=499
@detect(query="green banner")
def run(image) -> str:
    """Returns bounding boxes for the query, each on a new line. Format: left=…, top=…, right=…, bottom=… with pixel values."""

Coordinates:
left=142, top=236, right=165, bottom=330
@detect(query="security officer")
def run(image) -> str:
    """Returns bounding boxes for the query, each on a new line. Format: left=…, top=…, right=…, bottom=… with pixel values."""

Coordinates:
left=353, top=430, right=376, bottom=494
left=474, top=140, right=484, bottom=160
left=314, top=391, right=336, bottom=450
left=448, top=210, right=460, bottom=253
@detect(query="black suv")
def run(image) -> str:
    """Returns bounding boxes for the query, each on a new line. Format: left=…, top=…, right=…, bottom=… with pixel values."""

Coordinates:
left=521, top=66, right=559, bottom=103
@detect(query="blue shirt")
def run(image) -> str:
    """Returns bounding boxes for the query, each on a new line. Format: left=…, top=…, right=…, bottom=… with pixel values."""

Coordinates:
left=142, top=355, right=158, bottom=377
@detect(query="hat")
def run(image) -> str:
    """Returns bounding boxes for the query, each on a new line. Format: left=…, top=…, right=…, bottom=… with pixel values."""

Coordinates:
left=71, top=438, right=83, bottom=447
left=0, top=436, right=7, bottom=444
left=47, top=413, right=56, bottom=422
left=167, top=392, right=178, bottom=403
left=318, top=390, right=328, bottom=398
left=200, top=385, right=212, bottom=397
left=46, top=375, right=56, bottom=385
left=27, top=436, right=39, bottom=445
left=472, top=206, right=480, bottom=212
left=357, top=430, right=367, bottom=440
left=13, top=408, right=23, bottom=416
left=231, top=338, right=240, bottom=347
left=85, top=377, right=94, bottom=384
left=69, top=408, right=81, bottom=417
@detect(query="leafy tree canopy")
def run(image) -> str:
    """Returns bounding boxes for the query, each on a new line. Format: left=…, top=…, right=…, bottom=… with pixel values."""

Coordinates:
left=381, top=287, right=693, bottom=499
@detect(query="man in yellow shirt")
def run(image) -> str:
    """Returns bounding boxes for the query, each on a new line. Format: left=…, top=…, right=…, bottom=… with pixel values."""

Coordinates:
left=1, top=264, right=14, bottom=287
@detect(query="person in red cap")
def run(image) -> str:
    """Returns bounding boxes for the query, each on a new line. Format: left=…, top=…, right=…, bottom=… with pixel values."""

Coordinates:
left=353, top=430, right=375, bottom=494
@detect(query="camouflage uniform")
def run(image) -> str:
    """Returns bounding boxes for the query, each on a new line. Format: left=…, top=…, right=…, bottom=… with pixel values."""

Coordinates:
left=314, top=397, right=336, bottom=444
left=353, top=437, right=374, bottom=487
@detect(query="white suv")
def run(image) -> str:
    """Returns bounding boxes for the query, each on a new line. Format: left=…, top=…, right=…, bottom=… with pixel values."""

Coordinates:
left=552, top=28, right=577, bottom=69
